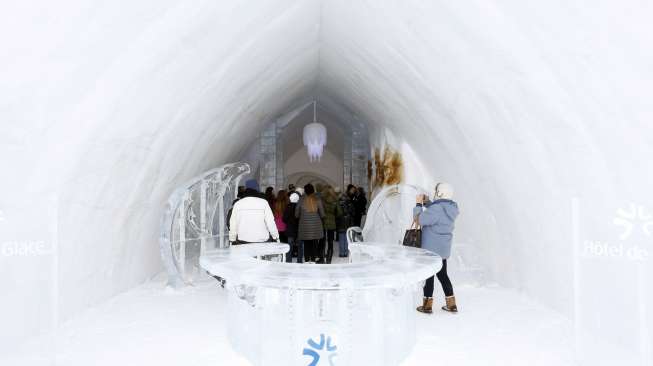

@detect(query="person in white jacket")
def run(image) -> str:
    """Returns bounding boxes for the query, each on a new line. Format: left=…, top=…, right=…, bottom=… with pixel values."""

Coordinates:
left=229, top=179, right=279, bottom=244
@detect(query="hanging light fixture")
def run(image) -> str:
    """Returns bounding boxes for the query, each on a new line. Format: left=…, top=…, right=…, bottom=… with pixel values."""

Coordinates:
left=303, top=101, right=327, bottom=162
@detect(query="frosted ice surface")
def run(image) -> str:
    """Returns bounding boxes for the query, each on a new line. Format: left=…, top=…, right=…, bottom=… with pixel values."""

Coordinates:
left=1, top=277, right=576, bottom=366
left=201, top=241, right=441, bottom=366
left=362, top=184, right=430, bottom=245
left=160, top=162, right=250, bottom=288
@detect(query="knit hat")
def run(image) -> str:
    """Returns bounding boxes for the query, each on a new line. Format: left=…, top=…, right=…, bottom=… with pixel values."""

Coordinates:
left=304, top=184, right=315, bottom=195
left=289, top=192, right=300, bottom=203
left=245, top=179, right=260, bottom=192
left=435, top=182, right=454, bottom=199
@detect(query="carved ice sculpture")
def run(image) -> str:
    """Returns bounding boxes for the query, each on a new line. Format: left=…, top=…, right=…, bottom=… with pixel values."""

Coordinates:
left=363, top=184, right=430, bottom=244
left=160, top=162, right=250, bottom=288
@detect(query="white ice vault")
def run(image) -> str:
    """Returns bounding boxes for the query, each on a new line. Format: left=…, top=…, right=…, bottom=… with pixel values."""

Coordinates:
left=1, top=1, right=652, bottom=365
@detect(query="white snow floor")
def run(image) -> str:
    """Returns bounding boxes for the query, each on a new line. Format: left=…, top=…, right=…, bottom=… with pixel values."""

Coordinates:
left=3, top=272, right=575, bottom=366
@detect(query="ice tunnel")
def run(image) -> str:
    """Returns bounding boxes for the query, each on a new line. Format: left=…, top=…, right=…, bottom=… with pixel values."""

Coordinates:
left=1, top=1, right=652, bottom=365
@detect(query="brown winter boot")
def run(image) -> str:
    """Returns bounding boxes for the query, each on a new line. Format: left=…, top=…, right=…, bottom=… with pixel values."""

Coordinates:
left=442, top=296, right=458, bottom=313
left=416, top=297, right=433, bottom=314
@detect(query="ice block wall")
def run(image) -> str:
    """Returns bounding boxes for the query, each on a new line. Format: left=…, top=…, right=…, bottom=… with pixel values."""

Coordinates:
left=328, top=0, right=652, bottom=285
left=0, top=0, right=322, bottom=350
left=1, top=0, right=651, bottom=362
left=317, top=3, right=653, bottom=362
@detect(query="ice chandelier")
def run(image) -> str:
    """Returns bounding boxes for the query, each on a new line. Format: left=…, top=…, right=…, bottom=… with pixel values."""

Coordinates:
left=302, top=101, right=327, bottom=162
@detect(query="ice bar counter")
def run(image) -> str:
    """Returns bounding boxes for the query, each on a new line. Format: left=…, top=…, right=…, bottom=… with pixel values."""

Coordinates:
left=200, top=242, right=441, bottom=366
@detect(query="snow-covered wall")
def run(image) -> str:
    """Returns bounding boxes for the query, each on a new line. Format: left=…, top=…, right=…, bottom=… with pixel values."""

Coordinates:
left=1, top=0, right=651, bottom=362
left=320, top=0, right=651, bottom=301
left=317, top=2, right=652, bottom=362
left=0, top=0, right=321, bottom=349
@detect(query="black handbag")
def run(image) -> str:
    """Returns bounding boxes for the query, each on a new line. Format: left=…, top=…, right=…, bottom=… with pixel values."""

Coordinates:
left=402, top=220, right=422, bottom=248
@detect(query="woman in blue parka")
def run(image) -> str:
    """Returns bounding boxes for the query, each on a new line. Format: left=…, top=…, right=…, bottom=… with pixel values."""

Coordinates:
left=413, top=182, right=460, bottom=313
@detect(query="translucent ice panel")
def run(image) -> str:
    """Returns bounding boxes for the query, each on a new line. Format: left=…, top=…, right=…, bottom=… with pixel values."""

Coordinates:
left=160, top=162, right=250, bottom=288
left=362, top=184, right=429, bottom=245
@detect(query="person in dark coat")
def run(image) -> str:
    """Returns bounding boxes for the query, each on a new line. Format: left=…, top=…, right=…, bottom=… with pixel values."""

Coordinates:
left=322, top=186, right=342, bottom=263
left=295, top=184, right=325, bottom=263
left=283, top=192, right=301, bottom=262
left=352, top=186, right=367, bottom=227
left=265, top=186, right=276, bottom=209
left=338, top=186, right=356, bottom=257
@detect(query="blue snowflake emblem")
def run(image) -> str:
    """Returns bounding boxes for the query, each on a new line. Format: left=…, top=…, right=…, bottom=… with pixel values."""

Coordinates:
left=302, top=333, right=338, bottom=366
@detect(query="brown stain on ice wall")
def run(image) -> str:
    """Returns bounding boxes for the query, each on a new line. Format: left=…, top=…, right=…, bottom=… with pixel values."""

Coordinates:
left=370, top=146, right=404, bottom=192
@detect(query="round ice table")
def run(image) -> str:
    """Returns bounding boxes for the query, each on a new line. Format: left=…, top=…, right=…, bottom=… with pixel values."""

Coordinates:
left=200, top=242, right=441, bottom=366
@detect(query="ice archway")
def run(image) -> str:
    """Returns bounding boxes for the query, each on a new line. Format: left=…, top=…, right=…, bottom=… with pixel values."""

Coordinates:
left=1, top=0, right=651, bottom=364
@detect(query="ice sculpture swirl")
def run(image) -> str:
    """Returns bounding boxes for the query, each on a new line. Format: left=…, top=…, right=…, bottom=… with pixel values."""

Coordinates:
left=363, top=184, right=430, bottom=244
left=160, top=162, right=250, bottom=288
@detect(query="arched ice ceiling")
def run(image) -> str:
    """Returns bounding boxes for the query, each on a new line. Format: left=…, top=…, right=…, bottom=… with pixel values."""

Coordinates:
left=1, top=0, right=652, bottom=348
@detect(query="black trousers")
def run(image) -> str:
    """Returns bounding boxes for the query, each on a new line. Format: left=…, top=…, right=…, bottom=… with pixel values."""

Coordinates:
left=424, top=259, right=454, bottom=297
left=317, top=236, right=326, bottom=260
left=303, top=239, right=319, bottom=262
left=326, top=230, right=336, bottom=260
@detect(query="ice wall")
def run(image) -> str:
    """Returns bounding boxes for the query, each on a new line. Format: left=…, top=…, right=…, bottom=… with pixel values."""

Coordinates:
left=317, top=2, right=653, bottom=362
left=326, top=0, right=651, bottom=292
left=0, top=0, right=321, bottom=349
left=1, top=0, right=651, bottom=363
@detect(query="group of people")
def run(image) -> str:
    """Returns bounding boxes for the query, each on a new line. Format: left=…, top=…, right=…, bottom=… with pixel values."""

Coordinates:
left=227, top=177, right=460, bottom=314
left=228, top=179, right=368, bottom=264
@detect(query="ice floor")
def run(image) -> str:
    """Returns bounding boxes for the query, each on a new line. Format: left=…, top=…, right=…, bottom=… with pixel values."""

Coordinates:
left=4, top=273, right=575, bottom=366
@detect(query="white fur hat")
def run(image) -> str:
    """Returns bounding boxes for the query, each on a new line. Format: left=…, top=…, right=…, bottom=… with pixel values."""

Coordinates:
left=435, top=182, right=454, bottom=199
left=289, top=192, right=300, bottom=203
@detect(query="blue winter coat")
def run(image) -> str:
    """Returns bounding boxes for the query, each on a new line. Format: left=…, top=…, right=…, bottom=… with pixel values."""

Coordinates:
left=413, top=199, right=459, bottom=259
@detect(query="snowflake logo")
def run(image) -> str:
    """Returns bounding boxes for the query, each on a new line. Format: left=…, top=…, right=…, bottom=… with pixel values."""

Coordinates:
left=613, top=203, right=653, bottom=240
left=302, top=333, right=337, bottom=366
